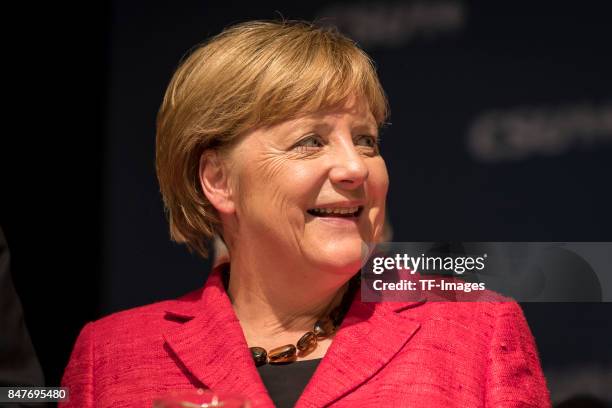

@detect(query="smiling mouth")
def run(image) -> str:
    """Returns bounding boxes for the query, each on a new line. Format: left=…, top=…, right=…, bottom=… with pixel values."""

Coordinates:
left=306, top=206, right=364, bottom=218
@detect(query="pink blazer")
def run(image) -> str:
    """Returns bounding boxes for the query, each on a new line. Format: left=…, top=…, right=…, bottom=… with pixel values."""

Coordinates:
left=61, top=264, right=550, bottom=407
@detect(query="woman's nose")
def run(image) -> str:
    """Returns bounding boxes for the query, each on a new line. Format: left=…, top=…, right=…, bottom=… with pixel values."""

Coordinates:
left=329, top=142, right=369, bottom=189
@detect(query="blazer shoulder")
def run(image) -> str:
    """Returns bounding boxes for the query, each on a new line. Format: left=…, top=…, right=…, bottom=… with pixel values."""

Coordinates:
left=404, top=292, right=524, bottom=332
left=90, top=287, right=204, bottom=337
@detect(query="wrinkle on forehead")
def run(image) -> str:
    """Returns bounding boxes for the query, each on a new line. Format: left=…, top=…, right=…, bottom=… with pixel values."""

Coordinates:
left=294, top=97, right=378, bottom=130
left=246, top=95, right=379, bottom=143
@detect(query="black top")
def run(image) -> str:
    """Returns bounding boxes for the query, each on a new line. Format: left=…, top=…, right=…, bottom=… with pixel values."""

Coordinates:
left=257, top=359, right=322, bottom=408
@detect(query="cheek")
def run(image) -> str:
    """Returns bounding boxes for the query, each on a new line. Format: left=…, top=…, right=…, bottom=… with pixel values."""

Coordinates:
left=368, top=158, right=390, bottom=203
left=236, top=158, right=318, bottom=218
left=365, top=159, right=389, bottom=241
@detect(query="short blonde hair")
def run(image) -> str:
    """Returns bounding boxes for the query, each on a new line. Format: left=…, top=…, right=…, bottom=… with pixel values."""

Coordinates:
left=156, top=20, right=389, bottom=258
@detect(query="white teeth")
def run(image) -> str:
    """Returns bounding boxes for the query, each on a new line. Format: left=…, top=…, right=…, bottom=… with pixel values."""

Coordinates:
left=310, top=206, right=359, bottom=216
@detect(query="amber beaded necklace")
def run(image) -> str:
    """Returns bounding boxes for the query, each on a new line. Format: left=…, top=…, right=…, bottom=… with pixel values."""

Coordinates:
left=248, top=275, right=359, bottom=366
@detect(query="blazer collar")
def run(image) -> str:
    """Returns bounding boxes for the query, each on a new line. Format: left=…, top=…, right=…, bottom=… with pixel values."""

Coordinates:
left=163, top=263, right=275, bottom=407
left=163, top=263, right=423, bottom=408
left=296, top=291, right=422, bottom=407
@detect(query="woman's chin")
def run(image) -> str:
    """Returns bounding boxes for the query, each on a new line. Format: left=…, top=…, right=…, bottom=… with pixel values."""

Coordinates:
left=305, top=238, right=368, bottom=276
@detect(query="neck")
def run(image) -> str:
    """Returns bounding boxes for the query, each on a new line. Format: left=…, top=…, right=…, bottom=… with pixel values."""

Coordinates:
left=225, top=244, right=352, bottom=346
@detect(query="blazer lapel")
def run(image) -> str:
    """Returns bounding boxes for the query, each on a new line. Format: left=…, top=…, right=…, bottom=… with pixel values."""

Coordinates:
left=163, top=265, right=275, bottom=407
left=163, top=263, right=422, bottom=408
left=296, top=293, right=422, bottom=408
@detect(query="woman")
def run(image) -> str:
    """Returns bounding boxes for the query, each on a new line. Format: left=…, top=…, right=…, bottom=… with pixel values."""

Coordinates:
left=61, top=20, right=550, bottom=407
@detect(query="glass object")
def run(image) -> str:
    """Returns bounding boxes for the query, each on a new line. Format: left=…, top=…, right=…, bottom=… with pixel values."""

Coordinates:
left=153, top=389, right=250, bottom=408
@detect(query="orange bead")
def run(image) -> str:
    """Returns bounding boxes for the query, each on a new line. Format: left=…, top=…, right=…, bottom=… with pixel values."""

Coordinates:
left=297, top=331, right=317, bottom=352
left=268, top=344, right=297, bottom=363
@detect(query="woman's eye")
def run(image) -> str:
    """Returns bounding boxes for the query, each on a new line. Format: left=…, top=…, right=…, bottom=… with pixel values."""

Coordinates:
left=355, top=135, right=378, bottom=149
left=293, top=135, right=324, bottom=150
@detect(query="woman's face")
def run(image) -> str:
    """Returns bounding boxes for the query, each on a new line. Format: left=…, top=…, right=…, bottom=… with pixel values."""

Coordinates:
left=225, top=95, right=388, bottom=275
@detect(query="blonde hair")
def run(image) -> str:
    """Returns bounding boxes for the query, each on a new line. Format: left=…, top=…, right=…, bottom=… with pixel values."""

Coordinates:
left=156, top=20, right=389, bottom=258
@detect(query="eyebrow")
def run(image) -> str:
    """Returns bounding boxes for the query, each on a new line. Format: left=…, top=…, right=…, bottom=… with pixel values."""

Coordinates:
left=291, top=117, right=378, bottom=134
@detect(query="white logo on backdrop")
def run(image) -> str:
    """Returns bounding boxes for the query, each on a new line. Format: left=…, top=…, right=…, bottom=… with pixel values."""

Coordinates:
left=467, top=103, right=612, bottom=162
left=316, top=1, right=465, bottom=48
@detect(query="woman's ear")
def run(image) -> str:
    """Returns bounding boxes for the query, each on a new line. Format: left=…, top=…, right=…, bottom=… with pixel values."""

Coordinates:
left=199, top=150, right=236, bottom=214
